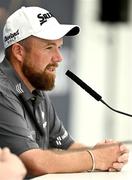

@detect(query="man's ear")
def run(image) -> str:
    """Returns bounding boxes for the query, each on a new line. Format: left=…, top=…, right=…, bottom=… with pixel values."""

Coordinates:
left=11, top=43, right=25, bottom=62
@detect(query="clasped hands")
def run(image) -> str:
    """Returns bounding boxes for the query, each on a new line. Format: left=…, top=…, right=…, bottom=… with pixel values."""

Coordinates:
left=92, top=139, right=129, bottom=172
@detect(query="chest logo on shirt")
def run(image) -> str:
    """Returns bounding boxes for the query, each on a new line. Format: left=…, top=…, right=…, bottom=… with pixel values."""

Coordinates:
left=16, top=83, right=24, bottom=94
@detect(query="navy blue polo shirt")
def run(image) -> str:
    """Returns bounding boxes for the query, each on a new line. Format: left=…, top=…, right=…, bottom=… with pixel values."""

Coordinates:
left=0, top=58, right=74, bottom=155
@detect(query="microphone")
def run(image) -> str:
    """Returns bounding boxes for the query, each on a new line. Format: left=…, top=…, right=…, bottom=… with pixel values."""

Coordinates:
left=66, top=70, right=132, bottom=117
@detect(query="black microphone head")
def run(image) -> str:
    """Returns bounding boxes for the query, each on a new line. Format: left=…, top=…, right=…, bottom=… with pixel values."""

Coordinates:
left=65, top=70, right=102, bottom=101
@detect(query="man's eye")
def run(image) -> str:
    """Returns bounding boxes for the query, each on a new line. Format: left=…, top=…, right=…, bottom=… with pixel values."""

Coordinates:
left=46, top=46, right=53, bottom=49
left=58, top=46, right=62, bottom=50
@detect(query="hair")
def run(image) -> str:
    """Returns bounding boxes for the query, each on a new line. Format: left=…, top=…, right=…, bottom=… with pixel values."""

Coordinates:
left=4, top=36, right=33, bottom=61
left=5, top=46, right=12, bottom=61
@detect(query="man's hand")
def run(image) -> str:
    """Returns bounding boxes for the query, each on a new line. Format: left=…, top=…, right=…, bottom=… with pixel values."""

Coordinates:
left=109, top=143, right=129, bottom=171
left=91, top=140, right=129, bottom=171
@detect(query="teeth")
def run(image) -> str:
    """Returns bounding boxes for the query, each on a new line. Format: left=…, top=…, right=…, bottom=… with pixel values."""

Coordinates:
left=47, top=66, right=55, bottom=72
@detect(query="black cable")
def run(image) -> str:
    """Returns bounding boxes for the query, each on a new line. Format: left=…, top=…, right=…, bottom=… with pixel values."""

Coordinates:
left=100, top=99, right=132, bottom=117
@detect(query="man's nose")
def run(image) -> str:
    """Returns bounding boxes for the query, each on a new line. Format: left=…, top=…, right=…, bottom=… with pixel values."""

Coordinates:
left=53, top=49, right=63, bottom=62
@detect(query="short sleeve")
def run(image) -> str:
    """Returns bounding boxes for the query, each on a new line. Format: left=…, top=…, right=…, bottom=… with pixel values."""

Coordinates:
left=0, top=93, right=39, bottom=155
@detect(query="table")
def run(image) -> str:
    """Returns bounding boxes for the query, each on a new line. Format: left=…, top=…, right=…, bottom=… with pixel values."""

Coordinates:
left=32, top=158, right=132, bottom=180
left=32, top=171, right=132, bottom=180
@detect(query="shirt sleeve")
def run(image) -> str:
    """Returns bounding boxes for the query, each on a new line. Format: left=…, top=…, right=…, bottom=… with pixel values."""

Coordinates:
left=0, top=93, right=39, bottom=155
left=44, top=94, right=74, bottom=149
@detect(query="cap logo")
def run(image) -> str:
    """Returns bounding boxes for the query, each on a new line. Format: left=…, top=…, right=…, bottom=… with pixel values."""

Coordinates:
left=4, top=29, right=19, bottom=43
left=37, top=12, right=53, bottom=25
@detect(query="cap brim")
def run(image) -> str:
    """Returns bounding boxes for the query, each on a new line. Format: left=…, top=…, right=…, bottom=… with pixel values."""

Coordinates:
left=32, top=24, right=80, bottom=40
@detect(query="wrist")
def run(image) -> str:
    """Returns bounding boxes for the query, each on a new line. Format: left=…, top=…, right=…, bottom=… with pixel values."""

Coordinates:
left=86, top=150, right=96, bottom=172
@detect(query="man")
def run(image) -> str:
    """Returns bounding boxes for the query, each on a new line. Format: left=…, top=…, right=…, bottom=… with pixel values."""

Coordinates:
left=0, top=6, right=129, bottom=178
left=0, top=147, right=26, bottom=180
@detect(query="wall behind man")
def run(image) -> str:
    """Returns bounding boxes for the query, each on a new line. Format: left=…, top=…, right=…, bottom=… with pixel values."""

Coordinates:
left=70, top=0, right=132, bottom=146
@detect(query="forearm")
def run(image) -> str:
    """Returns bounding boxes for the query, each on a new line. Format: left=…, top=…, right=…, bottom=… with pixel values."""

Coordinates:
left=19, top=142, right=129, bottom=177
left=68, top=142, right=88, bottom=150
left=19, top=148, right=92, bottom=177
left=51, top=149, right=93, bottom=173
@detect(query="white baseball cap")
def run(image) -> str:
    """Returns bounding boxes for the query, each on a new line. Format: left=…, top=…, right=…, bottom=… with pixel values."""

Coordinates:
left=3, top=6, right=80, bottom=49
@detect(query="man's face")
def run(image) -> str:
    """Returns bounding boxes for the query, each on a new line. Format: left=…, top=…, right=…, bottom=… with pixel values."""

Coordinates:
left=22, top=37, right=63, bottom=90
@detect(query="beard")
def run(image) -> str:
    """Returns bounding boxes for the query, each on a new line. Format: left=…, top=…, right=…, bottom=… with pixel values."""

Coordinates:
left=22, top=61, right=58, bottom=91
